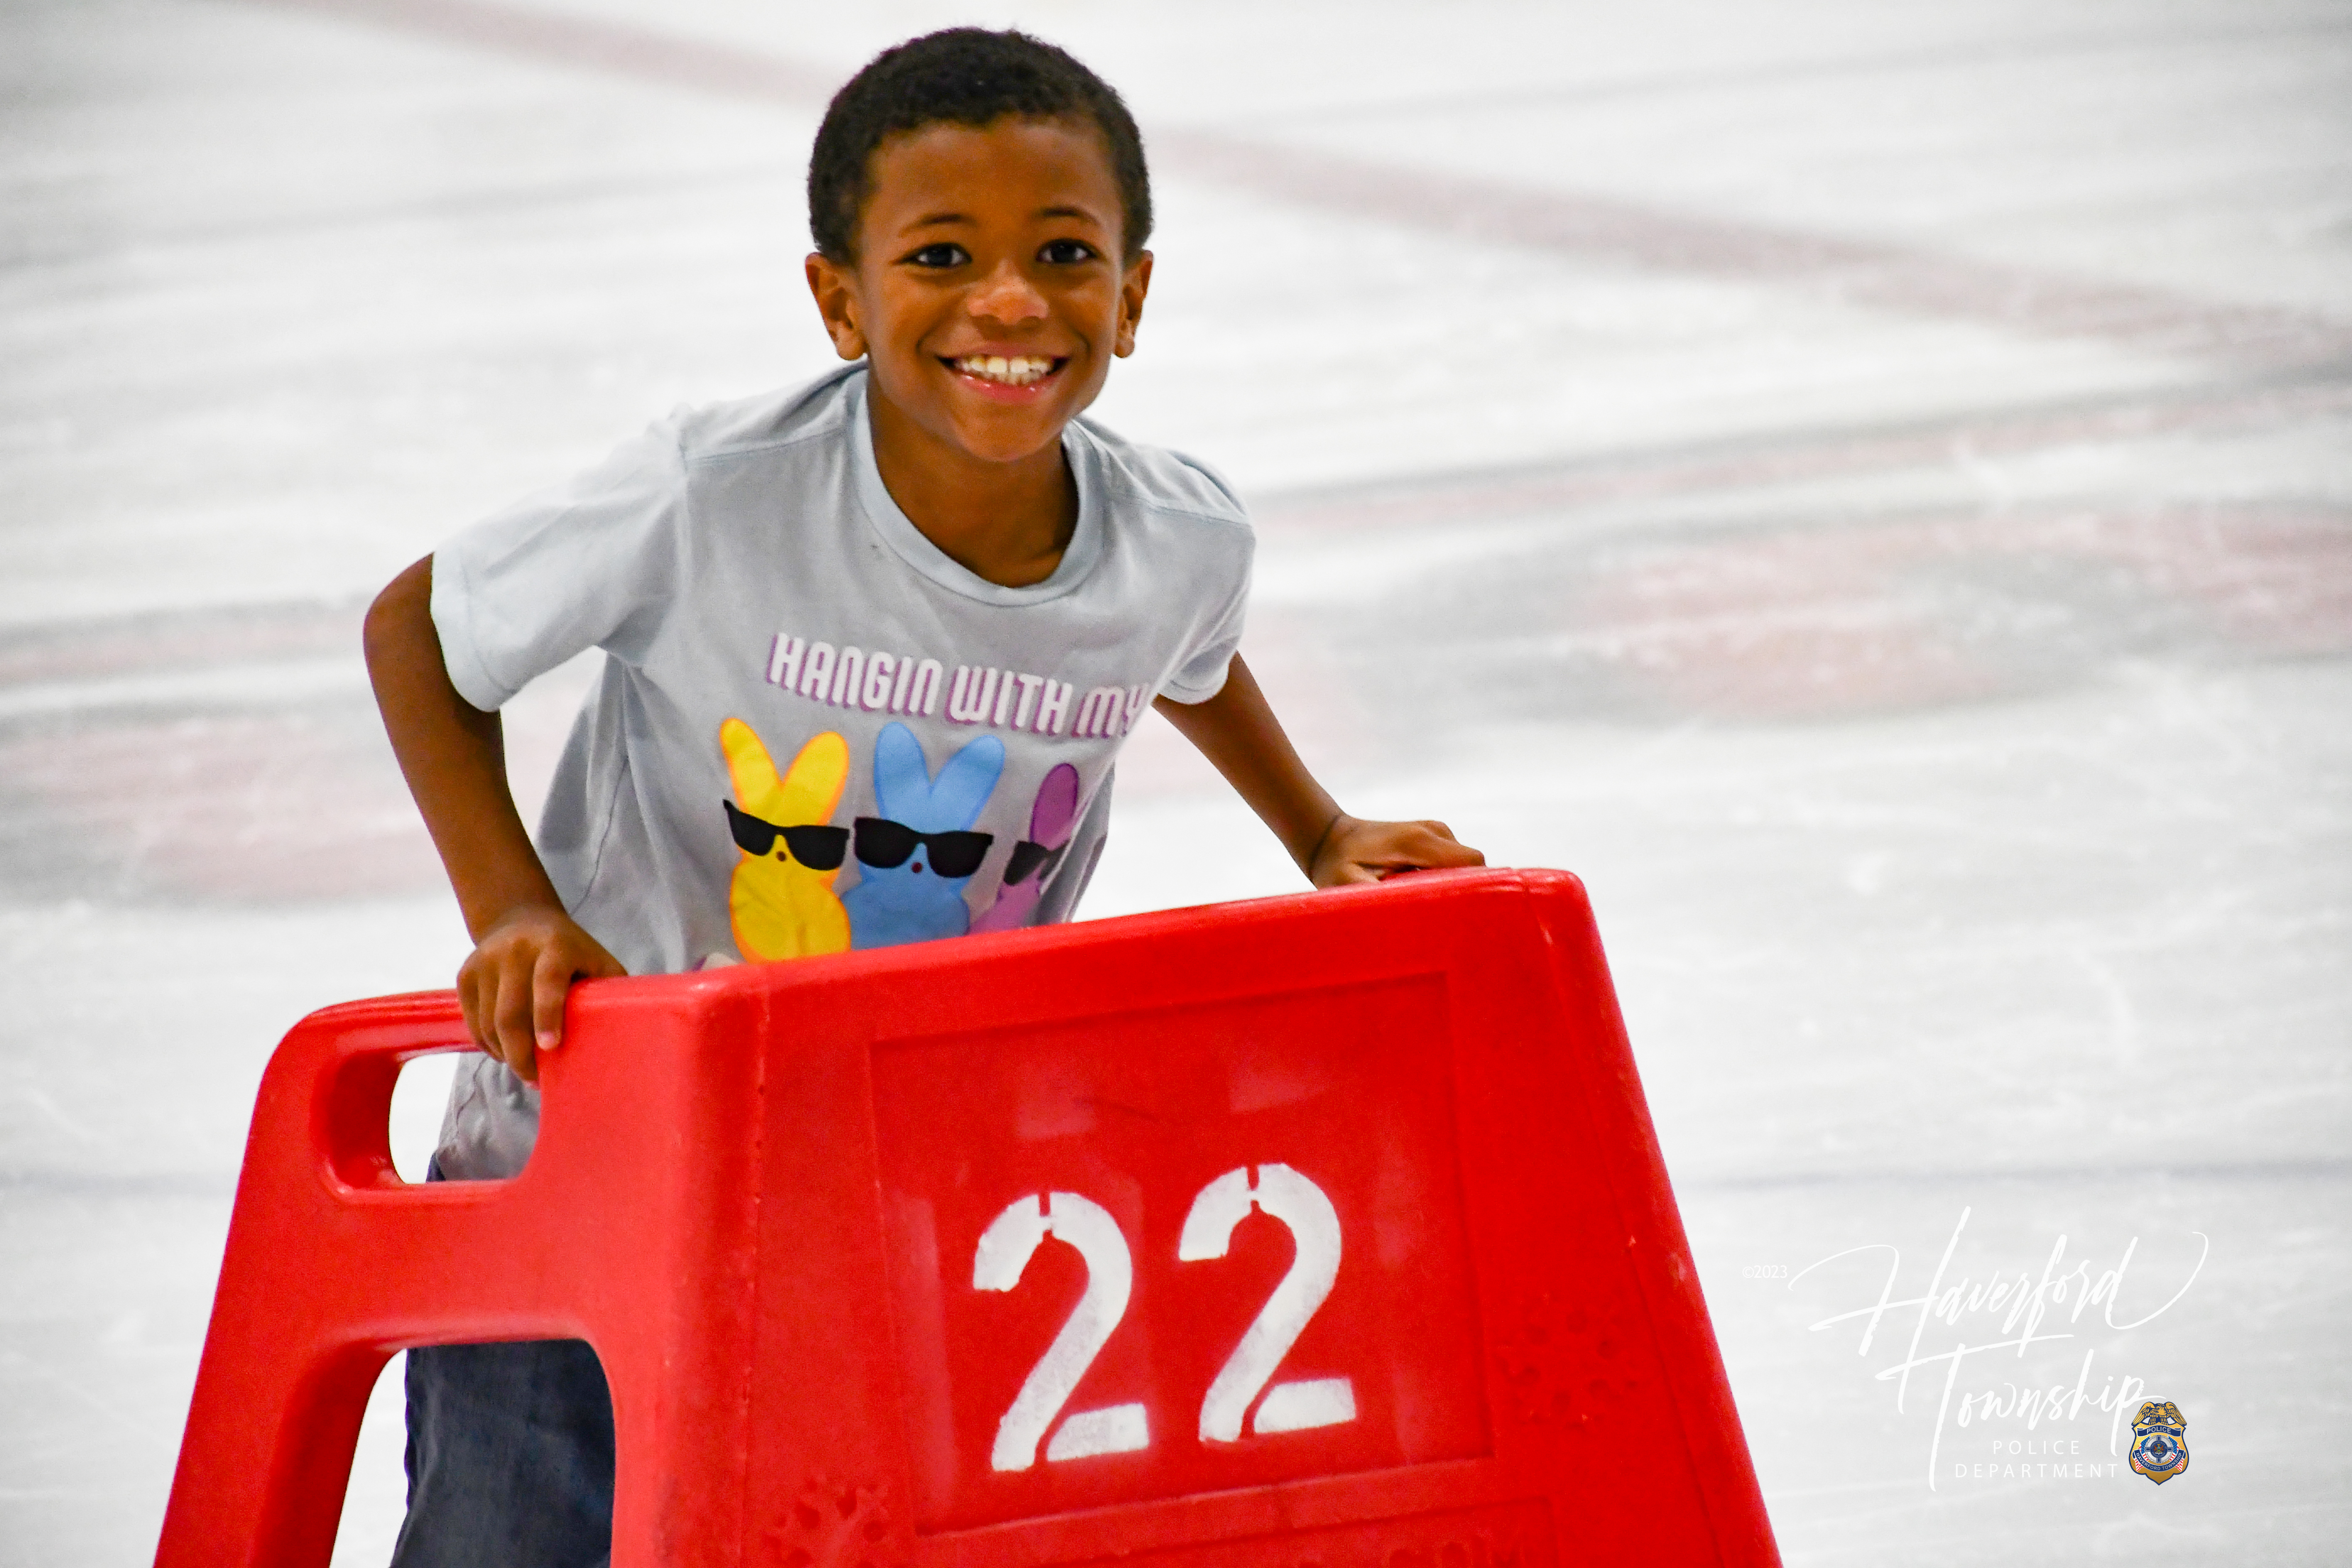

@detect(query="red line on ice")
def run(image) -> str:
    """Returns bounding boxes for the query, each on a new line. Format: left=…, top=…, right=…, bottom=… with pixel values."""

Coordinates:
left=243, top=0, right=2352, bottom=373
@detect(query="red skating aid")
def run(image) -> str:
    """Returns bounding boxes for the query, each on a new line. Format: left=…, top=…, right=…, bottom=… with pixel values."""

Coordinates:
left=157, top=868, right=1778, bottom=1567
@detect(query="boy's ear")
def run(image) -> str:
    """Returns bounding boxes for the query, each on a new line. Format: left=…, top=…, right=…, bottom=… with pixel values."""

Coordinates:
left=1114, top=250, right=1154, bottom=359
left=804, top=252, right=868, bottom=362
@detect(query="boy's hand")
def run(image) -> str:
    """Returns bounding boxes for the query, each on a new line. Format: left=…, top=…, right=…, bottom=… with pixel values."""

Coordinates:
left=1153, top=656, right=1488, bottom=889
left=456, top=904, right=627, bottom=1085
left=1307, top=813, right=1486, bottom=888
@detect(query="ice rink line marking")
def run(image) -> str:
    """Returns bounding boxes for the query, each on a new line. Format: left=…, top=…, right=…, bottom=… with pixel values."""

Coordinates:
left=1264, top=15, right=2352, bottom=128
left=1252, top=374, right=2352, bottom=534
left=1683, top=1157, right=2352, bottom=1192
left=1159, top=131, right=2352, bottom=373
left=0, top=655, right=367, bottom=724
left=245, top=0, right=839, bottom=101
left=2, top=379, right=2343, bottom=681
left=0, top=1171, right=241, bottom=1200
left=239, top=0, right=2352, bottom=372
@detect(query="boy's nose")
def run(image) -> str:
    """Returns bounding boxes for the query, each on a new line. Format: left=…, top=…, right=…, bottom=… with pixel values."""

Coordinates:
left=966, top=261, right=1047, bottom=327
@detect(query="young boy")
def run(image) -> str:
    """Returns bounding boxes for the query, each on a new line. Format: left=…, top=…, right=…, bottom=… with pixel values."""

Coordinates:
left=364, top=26, right=1481, bottom=1564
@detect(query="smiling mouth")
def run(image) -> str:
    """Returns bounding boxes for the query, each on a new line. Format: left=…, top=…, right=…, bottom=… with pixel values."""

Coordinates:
left=946, top=354, right=1063, bottom=387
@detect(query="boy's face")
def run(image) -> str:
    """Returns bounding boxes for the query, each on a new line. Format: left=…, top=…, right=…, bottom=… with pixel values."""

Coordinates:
left=806, top=116, right=1151, bottom=471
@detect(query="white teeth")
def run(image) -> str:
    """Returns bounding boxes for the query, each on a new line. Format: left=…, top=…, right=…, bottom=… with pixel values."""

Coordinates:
left=955, top=355, right=1054, bottom=386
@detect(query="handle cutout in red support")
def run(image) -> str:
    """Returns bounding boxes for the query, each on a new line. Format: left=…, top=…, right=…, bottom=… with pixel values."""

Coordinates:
left=318, top=1041, right=481, bottom=1192
left=390, top=1052, right=462, bottom=1184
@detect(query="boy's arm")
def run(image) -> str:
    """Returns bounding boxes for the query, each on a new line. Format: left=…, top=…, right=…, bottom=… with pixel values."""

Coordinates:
left=1153, top=654, right=1484, bottom=885
left=363, top=556, right=624, bottom=1083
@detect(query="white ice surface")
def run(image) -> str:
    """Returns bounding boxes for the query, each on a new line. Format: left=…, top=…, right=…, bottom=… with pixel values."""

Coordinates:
left=2, top=0, right=2347, bottom=1563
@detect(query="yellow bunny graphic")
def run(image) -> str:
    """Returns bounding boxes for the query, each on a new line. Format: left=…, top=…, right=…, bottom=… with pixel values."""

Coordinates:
left=719, top=718, right=852, bottom=963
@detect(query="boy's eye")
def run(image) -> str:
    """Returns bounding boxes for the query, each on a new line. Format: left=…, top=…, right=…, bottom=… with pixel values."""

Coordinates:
left=1038, top=239, right=1098, bottom=265
left=903, top=242, right=969, bottom=269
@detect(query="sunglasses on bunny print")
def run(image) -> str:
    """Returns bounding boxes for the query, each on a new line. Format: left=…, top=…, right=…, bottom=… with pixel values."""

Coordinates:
left=853, top=817, right=994, bottom=879
left=1001, top=837, right=1071, bottom=887
left=723, top=799, right=850, bottom=870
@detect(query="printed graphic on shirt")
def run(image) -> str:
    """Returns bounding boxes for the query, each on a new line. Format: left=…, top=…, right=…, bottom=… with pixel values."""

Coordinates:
left=973, top=763, right=1082, bottom=935
left=718, top=719, right=852, bottom=962
left=766, top=632, right=1151, bottom=741
left=844, top=722, right=1007, bottom=950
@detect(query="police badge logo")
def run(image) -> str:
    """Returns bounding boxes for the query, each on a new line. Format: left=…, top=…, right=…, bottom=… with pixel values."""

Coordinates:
left=2129, top=1400, right=2190, bottom=1484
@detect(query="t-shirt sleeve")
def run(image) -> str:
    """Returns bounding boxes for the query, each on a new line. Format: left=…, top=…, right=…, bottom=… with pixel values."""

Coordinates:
left=1159, top=577, right=1246, bottom=703
left=1157, top=519, right=1254, bottom=704
left=430, top=421, right=689, bottom=711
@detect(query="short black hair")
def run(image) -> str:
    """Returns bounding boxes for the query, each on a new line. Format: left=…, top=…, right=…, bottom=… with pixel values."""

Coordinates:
left=807, top=28, right=1152, bottom=265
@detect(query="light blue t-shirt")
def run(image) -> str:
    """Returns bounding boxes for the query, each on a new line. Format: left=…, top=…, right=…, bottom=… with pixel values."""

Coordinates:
left=427, top=365, right=1253, bottom=1176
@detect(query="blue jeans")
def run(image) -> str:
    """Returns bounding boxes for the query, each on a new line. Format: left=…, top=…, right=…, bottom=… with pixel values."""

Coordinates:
left=391, top=1163, right=615, bottom=1568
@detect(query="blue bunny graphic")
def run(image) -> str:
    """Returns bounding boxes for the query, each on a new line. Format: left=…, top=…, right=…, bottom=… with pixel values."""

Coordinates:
left=843, top=722, right=1006, bottom=950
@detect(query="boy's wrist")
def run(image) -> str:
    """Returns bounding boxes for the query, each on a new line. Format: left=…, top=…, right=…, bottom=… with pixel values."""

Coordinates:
left=1299, top=809, right=1350, bottom=875
left=468, top=893, right=573, bottom=945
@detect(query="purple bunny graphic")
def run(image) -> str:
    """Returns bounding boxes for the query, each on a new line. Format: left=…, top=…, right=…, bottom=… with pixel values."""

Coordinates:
left=972, top=763, right=1081, bottom=935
